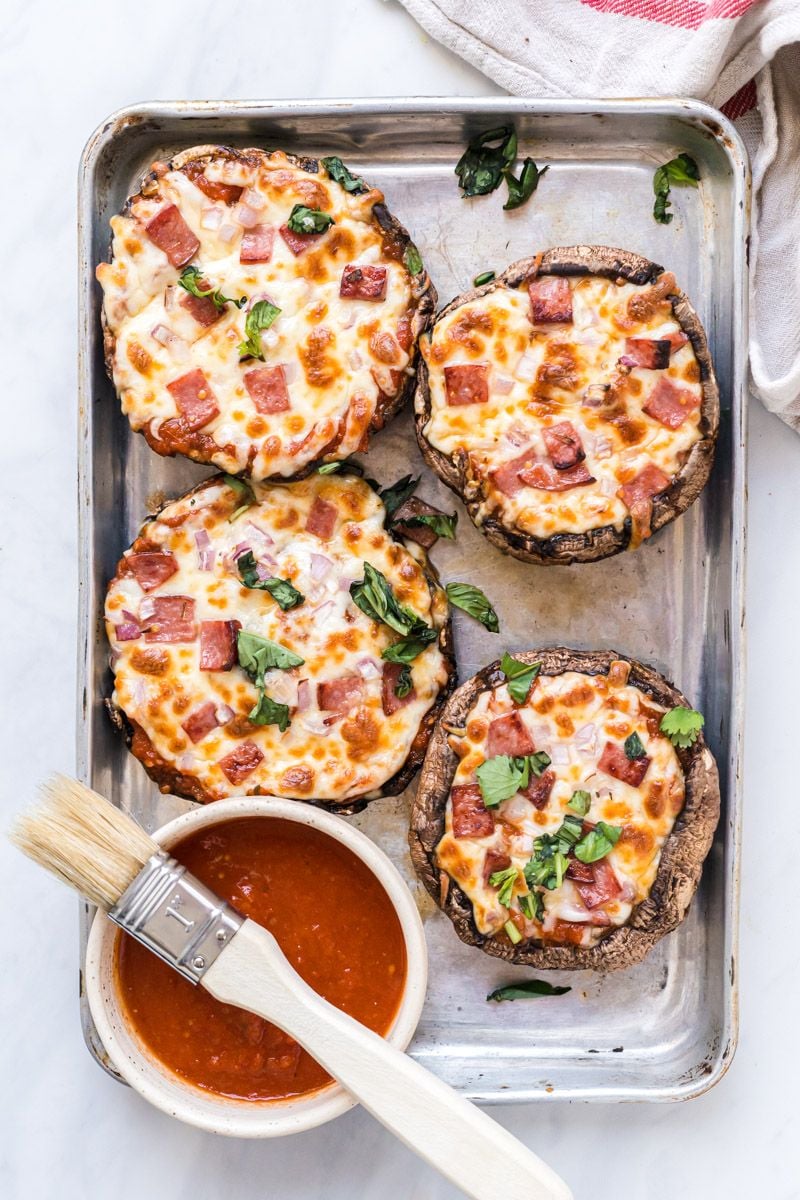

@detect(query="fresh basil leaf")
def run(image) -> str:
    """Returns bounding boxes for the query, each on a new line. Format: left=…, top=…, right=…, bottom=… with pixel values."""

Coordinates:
left=178, top=265, right=245, bottom=311
left=403, top=243, right=423, bottom=275
left=455, top=125, right=517, bottom=198
left=574, top=821, right=623, bottom=865
left=237, top=629, right=304, bottom=687
left=624, top=731, right=647, bottom=760
left=473, top=270, right=496, bottom=287
left=237, top=553, right=305, bottom=611
left=223, top=474, right=257, bottom=522
left=653, top=153, right=700, bottom=224
left=504, top=919, right=523, bottom=945
left=321, top=156, right=367, bottom=194
left=518, top=891, right=544, bottom=922
left=287, top=204, right=335, bottom=235
left=238, top=299, right=281, bottom=361
left=248, top=688, right=291, bottom=732
left=567, top=789, right=591, bottom=816
left=487, top=978, right=570, bottom=1002
left=555, top=815, right=584, bottom=853
left=445, top=582, right=499, bottom=633
left=401, top=511, right=458, bottom=540
left=659, top=705, right=704, bottom=748
left=381, top=628, right=438, bottom=665
left=395, top=665, right=413, bottom=698
left=489, top=865, right=518, bottom=908
left=379, top=474, right=420, bottom=518
left=475, top=754, right=528, bottom=808
left=503, top=159, right=547, bottom=211
left=524, top=833, right=570, bottom=890
left=500, top=653, right=540, bottom=705
left=317, top=457, right=364, bottom=477
left=528, top=750, right=551, bottom=778
left=350, top=563, right=430, bottom=638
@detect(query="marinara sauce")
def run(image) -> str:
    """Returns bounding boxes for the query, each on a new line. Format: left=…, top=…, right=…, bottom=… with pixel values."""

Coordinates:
left=115, top=817, right=407, bottom=1102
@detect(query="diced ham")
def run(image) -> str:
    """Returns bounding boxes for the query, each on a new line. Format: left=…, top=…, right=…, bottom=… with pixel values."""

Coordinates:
left=240, top=225, right=275, bottom=263
left=664, top=330, right=689, bottom=354
left=519, top=461, right=596, bottom=492
left=305, top=496, right=337, bottom=540
left=392, top=497, right=442, bottom=549
left=491, top=450, right=537, bottom=497
left=396, top=314, right=413, bottom=352
left=572, top=859, right=622, bottom=911
left=219, top=740, right=264, bottom=785
left=443, top=363, right=490, bottom=407
left=278, top=224, right=322, bottom=256
left=521, top=769, right=555, bottom=811
left=542, top=421, right=585, bottom=470
left=317, top=676, right=365, bottom=717
left=642, top=376, right=701, bottom=429
left=483, top=849, right=512, bottom=885
left=618, top=463, right=671, bottom=513
left=127, top=551, right=178, bottom=591
left=566, top=858, right=595, bottom=884
left=487, top=712, right=536, bottom=759
left=244, top=365, right=291, bottom=414
left=340, top=265, right=388, bottom=302
left=180, top=289, right=222, bottom=328
left=451, top=784, right=495, bottom=839
left=382, top=661, right=416, bottom=715
left=144, top=204, right=199, bottom=267
left=166, top=369, right=219, bottom=430
left=181, top=701, right=220, bottom=744
left=528, top=276, right=573, bottom=324
left=598, top=741, right=651, bottom=787
left=199, top=620, right=241, bottom=671
left=622, top=338, right=671, bottom=370
left=142, top=596, right=196, bottom=643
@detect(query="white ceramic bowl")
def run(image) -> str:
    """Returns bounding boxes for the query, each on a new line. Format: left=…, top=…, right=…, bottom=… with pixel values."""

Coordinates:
left=85, top=796, right=428, bottom=1137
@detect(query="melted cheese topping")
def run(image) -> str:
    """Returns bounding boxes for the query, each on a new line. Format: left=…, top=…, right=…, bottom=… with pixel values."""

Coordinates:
left=97, top=150, right=418, bottom=479
left=105, top=475, right=450, bottom=803
left=421, top=275, right=704, bottom=539
left=436, top=669, right=685, bottom=947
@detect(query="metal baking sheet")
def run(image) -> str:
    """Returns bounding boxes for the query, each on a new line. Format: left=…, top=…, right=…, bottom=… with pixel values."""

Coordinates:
left=77, top=98, right=748, bottom=1102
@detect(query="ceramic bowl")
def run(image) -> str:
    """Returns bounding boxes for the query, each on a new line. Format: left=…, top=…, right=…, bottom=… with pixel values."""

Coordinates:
left=85, top=796, right=428, bottom=1137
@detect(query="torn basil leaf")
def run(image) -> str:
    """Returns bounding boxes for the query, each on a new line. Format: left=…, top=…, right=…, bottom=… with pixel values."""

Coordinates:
left=403, top=243, right=423, bottom=275
left=379, top=474, right=420, bottom=518
left=500, top=653, right=540, bottom=705
left=350, top=563, right=431, bottom=639
left=321, top=155, right=367, bottom=194
left=237, top=629, right=304, bottom=688
left=455, top=125, right=517, bottom=197
left=503, top=159, right=547, bottom=211
left=178, top=265, right=245, bottom=311
left=574, top=821, right=623, bottom=865
left=401, top=511, right=458, bottom=540
left=223, top=474, right=257, bottom=522
left=394, top=665, right=413, bottom=698
left=504, top=920, right=522, bottom=945
left=287, top=204, right=335, bottom=235
left=489, top=865, right=518, bottom=908
left=518, top=890, right=544, bottom=922
left=624, top=731, right=647, bottom=760
left=445, top=582, right=499, bottom=633
left=487, top=979, right=571, bottom=1002
left=567, top=789, right=591, bottom=816
left=381, top=628, right=438, bottom=666
left=473, top=270, right=496, bottom=287
left=653, top=153, right=700, bottom=224
left=248, top=689, right=291, bottom=732
left=317, top=457, right=364, bottom=476
left=237, top=300, right=281, bottom=361
left=236, top=552, right=304, bottom=611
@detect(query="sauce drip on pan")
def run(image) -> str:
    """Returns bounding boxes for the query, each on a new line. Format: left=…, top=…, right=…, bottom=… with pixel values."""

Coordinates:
left=115, top=816, right=407, bottom=1102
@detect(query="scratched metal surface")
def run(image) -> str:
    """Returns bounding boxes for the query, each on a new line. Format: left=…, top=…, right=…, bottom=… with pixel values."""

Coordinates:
left=77, top=98, right=748, bottom=1101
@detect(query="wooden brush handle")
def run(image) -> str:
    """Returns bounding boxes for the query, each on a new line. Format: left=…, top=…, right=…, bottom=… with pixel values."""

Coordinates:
left=203, top=920, right=572, bottom=1200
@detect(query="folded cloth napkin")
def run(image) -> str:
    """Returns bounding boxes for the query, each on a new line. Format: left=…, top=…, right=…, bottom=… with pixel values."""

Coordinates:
left=398, top=0, right=800, bottom=430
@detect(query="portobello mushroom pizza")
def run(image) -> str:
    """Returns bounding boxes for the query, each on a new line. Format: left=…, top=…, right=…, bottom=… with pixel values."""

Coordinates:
left=415, top=247, right=719, bottom=565
left=96, top=145, right=434, bottom=480
left=410, top=649, right=719, bottom=970
left=104, top=472, right=454, bottom=812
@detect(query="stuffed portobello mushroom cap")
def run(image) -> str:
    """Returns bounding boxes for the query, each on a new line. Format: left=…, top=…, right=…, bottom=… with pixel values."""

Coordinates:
left=410, top=648, right=720, bottom=970
left=97, top=145, right=435, bottom=482
left=105, top=472, right=455, bottom=815
left=414, top=247, right=719, bottom=565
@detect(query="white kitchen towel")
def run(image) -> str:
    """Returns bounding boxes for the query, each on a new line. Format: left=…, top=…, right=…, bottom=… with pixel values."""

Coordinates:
left=398, top=0, right=800, bottom=430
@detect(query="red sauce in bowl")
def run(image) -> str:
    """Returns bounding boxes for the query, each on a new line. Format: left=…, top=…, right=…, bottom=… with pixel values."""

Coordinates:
left=115, top=816, right=408, bottom=1102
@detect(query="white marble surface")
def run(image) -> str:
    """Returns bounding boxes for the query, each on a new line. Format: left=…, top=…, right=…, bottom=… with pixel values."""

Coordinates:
left=1, top=2, right=798, bottom=1196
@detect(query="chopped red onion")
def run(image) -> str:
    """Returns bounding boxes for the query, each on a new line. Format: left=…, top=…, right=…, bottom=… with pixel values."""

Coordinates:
left=501, top=794, right=531, bottom=822
left=282, top=361, right=298, bottom=384
left=594, top=435, right=613, bottom=461
left=619, top=355, right=637, bottom=369
left=194, top=529, right=216, bottom=571
left=549, top=742, right=570, bottom=765
left=296, top=680, right=311, bottom=711
left=219, top=223, right=239, bottom=244
left=575, top=722, right=597, bottom=748
left=215, top=704, right=234, bottom=725
left=310, top=599, right=335, bottom=623
left=254, top=556, right=279, bottom=580
left=234, top=202, right=260, bottom=229
left=299, top=712, right=332, bottom=737
left=493, top=375, right=515, bottom=394
left=245, top=521, right=275, bottom=548
left=115, top=622, right=141, bottom=642
left=356, top=657, right=381, bottom=680
left=310, top=553, right=333, bottom=582
left=515, top=351, right=538, bottom=382
left=265, top=672, right=298, bottom=706
left=598, top=476, right=617, bottom=497
left=503, top=423, right=533, bottom=448
left=240, top=187, right=266, bottom=211
left=200, top=205, right=224, bottom=231
left=349, top=349, right=364, bottom=370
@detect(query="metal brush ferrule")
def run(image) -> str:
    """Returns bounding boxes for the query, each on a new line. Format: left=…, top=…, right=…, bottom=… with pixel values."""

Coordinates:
left=109, top=851, right=243, bottom=982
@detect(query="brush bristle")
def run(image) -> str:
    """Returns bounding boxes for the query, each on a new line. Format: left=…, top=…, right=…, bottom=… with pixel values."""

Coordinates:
left=10, top=775, right=159, bottom=909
